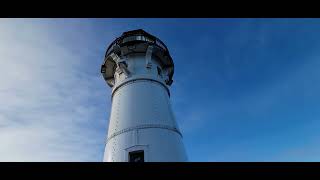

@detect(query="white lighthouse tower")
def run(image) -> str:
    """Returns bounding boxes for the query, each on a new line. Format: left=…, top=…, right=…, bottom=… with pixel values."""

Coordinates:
left=101, top=29, right=187, bottom=162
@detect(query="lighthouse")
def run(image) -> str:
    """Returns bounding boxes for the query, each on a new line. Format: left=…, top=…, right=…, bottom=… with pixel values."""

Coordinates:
left=101, top=29, right=187, bottom=162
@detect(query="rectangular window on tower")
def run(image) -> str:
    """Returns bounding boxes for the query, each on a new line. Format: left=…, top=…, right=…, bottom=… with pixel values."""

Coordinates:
left=157, top=66, right=163, bottom=78
left=129, top=150, right=144, bottom=162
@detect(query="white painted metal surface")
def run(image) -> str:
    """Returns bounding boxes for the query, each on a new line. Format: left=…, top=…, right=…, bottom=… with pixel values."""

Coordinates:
left=101, top=30, right=187, bottom=162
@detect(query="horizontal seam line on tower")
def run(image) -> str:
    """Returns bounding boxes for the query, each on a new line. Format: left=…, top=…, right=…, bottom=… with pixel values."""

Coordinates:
left=106, top=124, right=182, bottom=144
left=111, top=78, right=170, bottom=100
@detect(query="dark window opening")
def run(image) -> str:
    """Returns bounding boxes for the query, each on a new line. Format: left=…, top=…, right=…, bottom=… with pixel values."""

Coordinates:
left=129, top=150, right=144, bottom=162
left=157, top=66, right=162, bottom=77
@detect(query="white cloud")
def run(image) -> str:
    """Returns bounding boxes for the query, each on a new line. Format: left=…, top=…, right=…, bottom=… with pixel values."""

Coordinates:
left=0, top=19, right=112, bottom=161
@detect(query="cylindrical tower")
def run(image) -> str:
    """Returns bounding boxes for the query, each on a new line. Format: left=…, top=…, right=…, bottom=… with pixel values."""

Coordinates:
left=101, top=29, right=187, bottom=162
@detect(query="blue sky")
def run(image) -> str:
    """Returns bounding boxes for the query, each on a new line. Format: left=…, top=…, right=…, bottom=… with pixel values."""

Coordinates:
left=1, top=18, right=320, bottom=161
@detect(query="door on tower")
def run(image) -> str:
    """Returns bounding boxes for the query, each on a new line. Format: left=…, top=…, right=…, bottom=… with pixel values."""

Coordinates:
left=129, top=150, right=144, bottom=162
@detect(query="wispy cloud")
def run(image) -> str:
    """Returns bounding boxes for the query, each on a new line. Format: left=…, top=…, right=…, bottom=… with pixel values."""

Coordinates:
left=0, top=19, right=110, bottom=161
